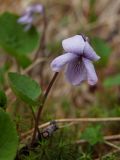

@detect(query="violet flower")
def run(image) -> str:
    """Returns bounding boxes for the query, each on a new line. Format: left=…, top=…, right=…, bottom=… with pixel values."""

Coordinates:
left=51, top=35, right=100, bottom=85
left=18, top=4, right=44, bottom=31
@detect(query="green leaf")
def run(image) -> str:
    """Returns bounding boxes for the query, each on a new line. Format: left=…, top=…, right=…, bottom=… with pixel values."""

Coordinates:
left=0, top=63, right=10, bottom=89
left=0, top=12, right=39, bottom=57
left=0, top=108, right=18, bottom=160
left=0, top=90, right=7, bottom=109
left=81, top=125, right=103, bottom=145
left=104, top=74, right=120, bottom=87
left=16, top=54, right=32, bottom=69
left=8, top=72, right=41, bottom=106
left=91, top=37, right=112, bottom=67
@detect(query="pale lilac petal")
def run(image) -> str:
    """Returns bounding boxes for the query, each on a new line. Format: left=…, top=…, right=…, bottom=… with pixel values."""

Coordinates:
left=33, top=4, right=44, bottom=13
left=83, top=42, right=100, bottom=61
left=51, top=53, right=78, bottom=72
left=82, top=58, right=98, bottom=85
left=26, top=4, right=43, bottom=13
left=65, top=59, right=87, bottom=85
left=62, top=35, right=85, bottom=55
left=18, top=15, right=33, bottom=24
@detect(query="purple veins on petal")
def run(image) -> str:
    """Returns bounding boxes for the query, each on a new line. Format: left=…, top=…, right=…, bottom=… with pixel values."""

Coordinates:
left=65, top=59, right=87, bottom=85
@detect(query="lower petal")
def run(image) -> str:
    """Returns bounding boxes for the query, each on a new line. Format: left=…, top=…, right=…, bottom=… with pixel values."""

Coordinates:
left=83, top=58, right=98, bottom=85
left=24, top=24, right=32, bottom=31
left=65, top=60, right=87, bottom=85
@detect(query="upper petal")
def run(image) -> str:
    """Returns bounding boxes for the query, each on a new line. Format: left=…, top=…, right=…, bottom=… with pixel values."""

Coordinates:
left=62, top=35, right=85, bottom=55
left=51, top=53, right=78, bottom=72
left=33, top=4, right=44, bottom=13
left=65, top=59, right=87, bottom=85
left=26, top=4, right=44, bottom=13
left=82, top=58, right=98, bottom=85
left=83, top=42, right=100, bottom=61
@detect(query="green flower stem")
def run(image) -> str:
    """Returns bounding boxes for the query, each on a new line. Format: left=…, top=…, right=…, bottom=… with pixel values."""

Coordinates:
left=31, top=72, right=58, bottom=144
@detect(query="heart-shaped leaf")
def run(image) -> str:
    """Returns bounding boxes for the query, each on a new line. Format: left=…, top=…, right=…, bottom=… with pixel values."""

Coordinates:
left=0, top=108, right=18, bottom=160
left=8, top=72, right=41, bottom=106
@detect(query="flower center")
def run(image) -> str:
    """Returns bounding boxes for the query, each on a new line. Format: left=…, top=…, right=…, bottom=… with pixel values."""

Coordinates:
left=78, top=56, right=82, bottom=64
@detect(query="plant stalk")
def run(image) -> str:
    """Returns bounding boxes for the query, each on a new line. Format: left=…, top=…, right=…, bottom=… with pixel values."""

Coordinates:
left=34, top=8, right=47, bottom=60
left=31, top=72, right=58, bottom=144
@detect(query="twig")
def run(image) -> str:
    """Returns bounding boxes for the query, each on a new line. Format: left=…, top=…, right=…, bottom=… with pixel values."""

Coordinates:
left=22, top=58, right=46, bottom=74
left=104, top=141, right=120, bottom=151
left=94, top=141, right=120, bottom=160
left=21, top=117, right=120, bottom=140
left=75, top=135, right=120, bottom=145
left=105, top=134, right=120, bottom=141
left=53, top=117, right=120, bottom=123
left=95, top=149, right=120, bottom=160
left=59, top=122, right=74, bottom=128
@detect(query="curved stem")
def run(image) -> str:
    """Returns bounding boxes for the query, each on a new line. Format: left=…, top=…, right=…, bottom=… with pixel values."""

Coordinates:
left=31, top=72, right=58, bottom=144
